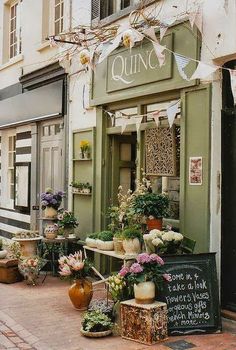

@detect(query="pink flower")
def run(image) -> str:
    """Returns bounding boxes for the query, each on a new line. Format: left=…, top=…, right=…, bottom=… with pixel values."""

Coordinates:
left=71, top=261, right=84, bottom=271
left=59, top=264, right=72, bottom=276
left=119, top=266, right=130, bottom=277
left=136, top=253, right=151, bottom=264
left=163, top=273, right=172, bottom=282
left=150, top=254, right=164, bottom=265
left=130, top=263, right=143, bottom=274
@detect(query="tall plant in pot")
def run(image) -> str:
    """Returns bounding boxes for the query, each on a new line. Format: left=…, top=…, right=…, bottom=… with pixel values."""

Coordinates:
left=41, top=188, right=64, bottom=218
left=58, top=251, right=93, bottom=310
left=96, top=231, right=114, bottom=251
left=132, top=193, right=169, bottom=231
left=122, top=227, right=143, bottom=256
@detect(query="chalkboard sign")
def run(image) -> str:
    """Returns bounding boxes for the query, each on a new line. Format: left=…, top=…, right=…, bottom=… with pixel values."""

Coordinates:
left=159, top=253, right=221, bottom=335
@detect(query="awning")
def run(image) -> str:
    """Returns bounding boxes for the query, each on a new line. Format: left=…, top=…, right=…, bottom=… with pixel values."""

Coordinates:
left=0, top=80, right=63, bottom=128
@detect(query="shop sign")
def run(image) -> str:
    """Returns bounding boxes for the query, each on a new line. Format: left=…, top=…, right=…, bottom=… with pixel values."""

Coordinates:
left=106, top=34, right=173, bottom=92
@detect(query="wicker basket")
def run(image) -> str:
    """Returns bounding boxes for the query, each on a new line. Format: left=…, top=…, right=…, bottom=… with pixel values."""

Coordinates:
left=80, top=328, right=112, bottom=338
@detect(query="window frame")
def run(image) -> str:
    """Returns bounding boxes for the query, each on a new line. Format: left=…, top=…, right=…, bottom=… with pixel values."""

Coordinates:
left=54, top=0, right=64, bottom=35
left=9, top=0, right=21, bottom=59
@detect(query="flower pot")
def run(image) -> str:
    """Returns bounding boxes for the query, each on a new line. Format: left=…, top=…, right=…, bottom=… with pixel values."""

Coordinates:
left=63, top=227, right=74, bottom=238
left=82, top=188, right=91, bottom=194
left=12, top=237, right=42, bottom=257
left=80, top=328, right=112, bottom=338
left=79, top=151, right=85, bottom=159
left=44, top=207, right=58, bottom=219
left=123, top=238, right=141, bottom=256
left=85, top=237, right=97, bottom=248
left=0, top=250, right=7, bottom=259
left=113, top=237, right=124, bottom=255
left=134, top=281, right=155, bottom=304
left=44, top=224, right=58, bottom=239
left=96, top=240, right=114, bottom=251
left=146, top=218, right=163, bottom=231
left=68, top=278, right=93, bottom=310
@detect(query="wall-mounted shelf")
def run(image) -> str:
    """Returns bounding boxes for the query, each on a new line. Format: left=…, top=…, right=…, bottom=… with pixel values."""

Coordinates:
left=72, top=192, right=92, bottom=196
left=73, top=158, right=92, bottom=161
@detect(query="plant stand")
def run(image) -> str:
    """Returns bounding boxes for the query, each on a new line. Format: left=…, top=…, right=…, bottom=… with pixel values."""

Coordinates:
left=120, top=299, right=168, bottom=345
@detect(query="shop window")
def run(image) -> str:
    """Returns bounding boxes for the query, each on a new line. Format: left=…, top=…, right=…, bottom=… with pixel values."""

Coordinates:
left=54, top=0, right=64, bottom=35
left=8, top=135, right=16, bottom=200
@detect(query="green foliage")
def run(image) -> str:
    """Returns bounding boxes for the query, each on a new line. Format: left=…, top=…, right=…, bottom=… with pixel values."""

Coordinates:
left=81, top=310, right=113, bottom=332
left=122, top=227, right=143, bottom=241
left=113, top=231, right=123, bottom=239
left=132, top=193, right=170, bottom=219
left=88, top=232, right=99, bottom=239
left=97, top=231, right=114, bottom=241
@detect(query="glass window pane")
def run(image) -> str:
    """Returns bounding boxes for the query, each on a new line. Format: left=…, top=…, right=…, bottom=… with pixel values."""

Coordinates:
left=120, top=168, right=131, bottom=193
left=55, top=5, right=60, bottom=20
left=120, top=143, right=131, bottom=161
left=55, top=21, right=60, bottom=35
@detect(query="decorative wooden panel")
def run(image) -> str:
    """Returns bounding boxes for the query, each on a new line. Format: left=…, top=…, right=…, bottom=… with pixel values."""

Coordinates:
left=145, top=127, right=177, bottom=176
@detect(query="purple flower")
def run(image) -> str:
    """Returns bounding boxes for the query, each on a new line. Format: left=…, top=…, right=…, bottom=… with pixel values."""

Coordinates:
left=119, top=266, right=130, bottom=277
left=136, top=253, right=151, bottom=264
left=130, top=263, right=143, bottom=274
left=163, top=273, right=172, bottom=282
left=149, top=254, right=164, bottom=265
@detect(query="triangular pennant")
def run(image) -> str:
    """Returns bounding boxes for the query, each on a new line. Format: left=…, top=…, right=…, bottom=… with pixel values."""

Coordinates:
left=167, top=101, right=180, bottom=128
left=152, top=111, right=161, bottom=127
left=230, top=69, right=236, bottom=105
left=121, top=119, right=128, bottom=134
left=143, top=27, right=158, bottom=42
left=160, top=24, right=168, bottom=41
left=135, top=116, right=143, bottom=133
left=189, top=6, right=203, bottom=33
left=190, top=61, right=218, bottom=80
left=152, top=41, right=166, bottom=67
left=98, top=34, right=122, bottom=63
left=174, top=53, right=191, bottom=81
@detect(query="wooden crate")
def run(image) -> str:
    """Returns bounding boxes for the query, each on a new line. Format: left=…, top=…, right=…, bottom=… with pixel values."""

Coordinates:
left=120, top=299, right=168, bottom=345
left=0, top=259, right=22, bottom=284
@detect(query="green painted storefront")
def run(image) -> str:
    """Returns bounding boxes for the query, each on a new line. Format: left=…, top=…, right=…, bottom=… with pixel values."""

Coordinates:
left=73, top=22, right=211, bottom=253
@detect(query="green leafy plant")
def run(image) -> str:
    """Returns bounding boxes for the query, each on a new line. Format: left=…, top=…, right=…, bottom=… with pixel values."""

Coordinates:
left=97, top=231, right=114, bottom=242
left=81, top=310, right=113, bottom=332
left=88, top=232, right=99, bottom=239
left=57, top=210, right=79, bottom=229
left=132, top=193, right=170, bottom=219
left=113, top=231, right=123, bottom=239
left=122, top=227, right=143, bottom=242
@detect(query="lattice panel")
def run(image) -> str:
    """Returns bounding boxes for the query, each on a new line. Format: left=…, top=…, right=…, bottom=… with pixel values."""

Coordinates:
left=145, top=127, right=177, bottom=176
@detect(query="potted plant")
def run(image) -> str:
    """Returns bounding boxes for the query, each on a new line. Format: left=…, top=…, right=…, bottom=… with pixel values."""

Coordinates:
left=70, top=181, right=83, bottom=193
left=18, top=256, right=47, bottom=285
left=0, top=238, right=7, bottom=259
left=41, top=188, right=64, bottom=218
left=144, top=229, right=184, bottom=255
left=113, top=231, right=124, bottom=255
left=57, top=210, right=79, bottom=238
left=119, top=252, right=171, bottom=304
left=88, top=299, right=114, bottom=320
left=80, top=310, right=113, bottom=338
left=44, top=223, right=58, bottom=240
left=85, top=232, right=99, bottom=248
left=96, top=231, right=114, bottom=251
left=82, top=182, right=92, bottom=194
left=122, top=227, right=143, bottom=256
left=12, top=231, right=42, bottom=257
left=58, top=251, right=93, bottom=310
left=79, top=140, right=91, bottom=159
left=132, top=193, right=169, bottom=231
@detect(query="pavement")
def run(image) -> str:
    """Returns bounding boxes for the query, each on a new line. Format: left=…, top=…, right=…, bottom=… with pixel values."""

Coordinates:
left=1, top=276, right=236, bottom=350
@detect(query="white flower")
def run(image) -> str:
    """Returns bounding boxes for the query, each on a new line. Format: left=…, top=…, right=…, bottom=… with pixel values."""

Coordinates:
left=162, top=231, right=175, bottom=242
left=143, top=232, right=157, bottom=241
left=149, top=229, right=162, bottom=238
left=79, top=49, right=90, bottom=65
left=152, top=238, right=164, bottom=247
left=173, top=232, right=184, bottom=241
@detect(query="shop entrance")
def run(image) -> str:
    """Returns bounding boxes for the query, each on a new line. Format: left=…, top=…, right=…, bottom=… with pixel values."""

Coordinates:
left=221, top=60, right=236, bottom=311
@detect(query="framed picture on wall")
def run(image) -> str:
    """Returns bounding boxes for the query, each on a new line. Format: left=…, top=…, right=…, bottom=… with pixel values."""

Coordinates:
left=189, top=157, right=203, bottom=185
left=14, top=162, right=31, bottom=213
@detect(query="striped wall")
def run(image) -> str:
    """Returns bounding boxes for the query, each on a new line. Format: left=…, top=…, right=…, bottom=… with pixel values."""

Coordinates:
left=0, top=126, right=32, bottom=239
left=0, top=135, right=1, bottom=199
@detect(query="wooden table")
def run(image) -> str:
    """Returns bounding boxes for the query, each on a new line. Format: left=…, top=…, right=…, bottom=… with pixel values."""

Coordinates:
left=83, top=245, right=137, bottom=284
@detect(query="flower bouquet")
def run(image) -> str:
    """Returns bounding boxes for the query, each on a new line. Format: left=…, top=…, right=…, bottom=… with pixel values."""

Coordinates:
left=41, top=188, right=64, bottom=210
left=18, top=256, right=47, bottom=285
left=79, top=140, right=90, bottom=159
left=144, top=229, right=183, bottom=255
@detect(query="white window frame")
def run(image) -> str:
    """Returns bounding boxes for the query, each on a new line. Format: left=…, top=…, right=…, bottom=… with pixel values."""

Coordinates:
left=9, top=0, right=21, bottom=59
left=54, top=0, right=64, bottom=35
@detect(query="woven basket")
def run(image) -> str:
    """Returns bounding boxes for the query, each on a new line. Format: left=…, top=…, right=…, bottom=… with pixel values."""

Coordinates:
left=80, top=328, right=112, bottom=338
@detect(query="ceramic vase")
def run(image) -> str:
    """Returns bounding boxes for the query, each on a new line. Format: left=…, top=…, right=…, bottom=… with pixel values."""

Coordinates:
left=68, top=279, right=93, bottom=310
left=44, top=207, right=58, bottom=219
left=134, top=281, right=155, bottom=304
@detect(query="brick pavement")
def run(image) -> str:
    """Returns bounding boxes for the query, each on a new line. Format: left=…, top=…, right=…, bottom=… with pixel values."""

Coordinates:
left=1, top=275, right=236, bottom=350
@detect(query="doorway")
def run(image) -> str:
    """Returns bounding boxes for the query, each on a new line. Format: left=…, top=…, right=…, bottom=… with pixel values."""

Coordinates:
left=221, top=60, right=236, bottom=311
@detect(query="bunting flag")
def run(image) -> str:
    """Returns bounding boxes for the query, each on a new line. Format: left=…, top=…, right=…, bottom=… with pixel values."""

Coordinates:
left=99, top=34, right=122, bottom=63
left=143, top=27, right=158, bottom=42
left=174, top=53, right=191, bottom=81
left=189, top=6, right=203, bottom=33
left=152, top=41, right=166, bottom=67
left=136, top=116, right=143, bottom=132
left=121, top=118, right=134, bottom=134
left=167, top=101, right=180, bottom=128
left=190, top=61, right=218, bottom=80
left=160, top=24, right=168, bottom=41
left=230, top=69, right=236, bottom=104
left=152, top=111, right=161, bottom=128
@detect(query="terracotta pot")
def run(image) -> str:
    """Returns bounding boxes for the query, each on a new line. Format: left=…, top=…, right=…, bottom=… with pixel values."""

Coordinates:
left=123, top=238, right=141, bottom=256
left=44, top=207, right=58, bottom=218
left=68, top=279, right=93, bottom=310
left=146, top=218, right=163, bottom=231
left=134, top=281, right=155, bottom=304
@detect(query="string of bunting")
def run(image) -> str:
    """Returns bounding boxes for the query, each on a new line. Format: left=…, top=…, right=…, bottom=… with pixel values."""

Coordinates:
left=102, top=99, right=180, bottom=133
left=49, top=3, right=236, bottom=103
